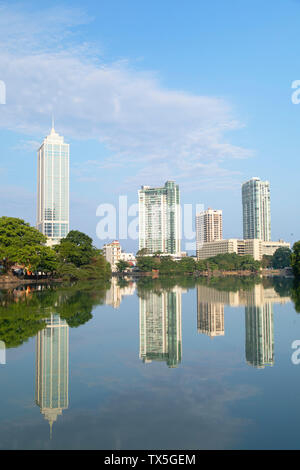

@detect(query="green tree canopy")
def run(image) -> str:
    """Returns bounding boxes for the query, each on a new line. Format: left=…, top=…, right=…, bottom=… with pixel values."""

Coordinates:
left=272, top=247, right=292, bottom=269
left=136, top=252, right=260, bottom=274
left=137, top=255, right=160, bottom=272
left=136, top=248, right=149, bottom=257
left=291, top=241, right=300, bottom=279
left=55, top=230, right=100, bottom=267
left=261, top=255, right=273, bottom=268
left=116, top=260, right=131, bottom=272
left=0, top=217, right=58, bottom=272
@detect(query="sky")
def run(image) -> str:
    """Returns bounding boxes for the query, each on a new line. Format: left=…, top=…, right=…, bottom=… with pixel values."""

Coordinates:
left=0, top=0, right=299, bottom=252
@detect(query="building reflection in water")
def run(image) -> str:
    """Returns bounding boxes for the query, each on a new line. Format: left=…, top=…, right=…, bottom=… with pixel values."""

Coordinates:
left=245, top=303, right=273, bottom=368
left=139, top=287, right=184, bottom=368
left=197, top=286, right=225, bottom=338
left=105, top=277, right=136, bottom=308
left=35, top=314, right=69, bottom=438
left=197, top=283, right=290, bottom=369
left=243, top=285, right=276, bottom=369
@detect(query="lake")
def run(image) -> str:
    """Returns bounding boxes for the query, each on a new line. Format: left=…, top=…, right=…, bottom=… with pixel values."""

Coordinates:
left=0, top=275, right=299, bottom=450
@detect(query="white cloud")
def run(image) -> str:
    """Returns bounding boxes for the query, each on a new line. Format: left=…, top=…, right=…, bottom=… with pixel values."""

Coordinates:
left=0, top=3, right=252, bottom=189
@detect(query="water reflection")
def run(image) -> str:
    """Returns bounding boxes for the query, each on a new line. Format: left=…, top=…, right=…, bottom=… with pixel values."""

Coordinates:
left=139, top=287, right=184, bottom=368
left=197, top=286, right=225, bottom=338
left=0, top=276, right=299, bottom=448
left=196, top=282, right=290, bottom=368
left=35, top=315, right=69, bottom=437
left=245, top=304, right=273, bottom=369
left=105, top=277, right=136, bottom=308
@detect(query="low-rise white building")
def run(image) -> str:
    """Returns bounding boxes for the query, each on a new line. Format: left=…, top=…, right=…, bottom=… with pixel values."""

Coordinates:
left=102, top=241, right=121, bottom=272
left=103, top=241, right=137, bottom=270
left=120, top=252, right=136, bottom=264
left=196, top=238, right=290, bottom=261
left=261, top=240, right=291, bottom=257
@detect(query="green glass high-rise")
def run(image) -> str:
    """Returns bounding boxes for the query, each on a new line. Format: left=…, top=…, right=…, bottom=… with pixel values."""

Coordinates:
left=242, top=177, right=271, bottom=241
left=138, top=181, right=181, bottom=255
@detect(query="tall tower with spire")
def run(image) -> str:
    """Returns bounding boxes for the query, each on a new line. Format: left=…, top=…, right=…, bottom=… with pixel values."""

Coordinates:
left=37, top=122, right=70, bottom=246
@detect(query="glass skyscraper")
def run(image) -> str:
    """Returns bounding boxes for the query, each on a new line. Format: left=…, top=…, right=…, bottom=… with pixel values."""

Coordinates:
left=37, top=124, right=69, bottom=246
left=242, top=177, right=271, bottom=241
left=138, top=181, right=181, bottom=255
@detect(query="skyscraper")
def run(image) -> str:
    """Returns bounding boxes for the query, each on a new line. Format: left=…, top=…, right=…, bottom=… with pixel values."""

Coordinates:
left=196, top=208, right=222, bottom=257
left=35, top=315, right=69, bottom=437
left=37, top=123, right=69, bottom=246
left=242, top=177, right=271, bottom=241
left=138, top=181, right=181, bottom=255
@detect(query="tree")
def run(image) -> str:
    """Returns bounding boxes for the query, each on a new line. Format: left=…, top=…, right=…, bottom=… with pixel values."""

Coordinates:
left=291, top=241, right=300, bottom=278
left=177, top=257, right=196, bottom=273
left=13, top=245, right=59, bottom=272
left=56, top=252, right=111, bottom=281
left=196, top=260, right=206, bottom=271
left=272, top=247, right=292, bottom=269
left=56, top=230, right=100, bottom=267
left=136, top=248, right=149, bottom=257
left=137, top=256, right=159, bottom=272
left=116, top=260, right=130, bottom=272
left=37, top=246, right=59, bottom=272
left=0, top=217, right=48, bottom=272
left=261, top=255, right=273, bottom=268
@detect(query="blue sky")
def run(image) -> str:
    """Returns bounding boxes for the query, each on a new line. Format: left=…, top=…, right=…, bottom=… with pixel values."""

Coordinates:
left=0, top=0, right=299, bottom=251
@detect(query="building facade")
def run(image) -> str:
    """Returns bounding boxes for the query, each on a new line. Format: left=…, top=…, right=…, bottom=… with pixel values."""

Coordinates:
left=196, top=208, right=222, bottom=257
left=138, top=181, right=181, bottom=255
left=196, top=238, right=290, bottom=261
left=119, top=252, right=136, bottom=264
left=102, top=240, right=121, bottom=272
left=37, top=125, right=69, bottom=246
left=242, top=177, right=271, bottom=241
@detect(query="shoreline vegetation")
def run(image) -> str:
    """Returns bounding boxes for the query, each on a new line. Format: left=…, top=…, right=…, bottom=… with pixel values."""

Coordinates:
left=0, top=279, right=110, bottom=348
left=117, top=249, right=295, bottom=279
left=114, top=268, right=293, bottom=278
left=0, top=216, right=299, bottom=287
left=0, top=275, right=297, bottom=350
left=0, top=217, right=111, bottom=286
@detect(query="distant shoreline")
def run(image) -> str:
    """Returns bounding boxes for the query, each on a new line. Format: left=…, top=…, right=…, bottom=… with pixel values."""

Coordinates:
left=0, top=275, right=62, bottom=288
left=0, top=267, right=294, bottom=289
left=114, top=268, right=294, bottom=279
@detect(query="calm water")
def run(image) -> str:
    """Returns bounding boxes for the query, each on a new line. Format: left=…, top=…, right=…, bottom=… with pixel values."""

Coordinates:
left=0, top=276, right=299, bottom=450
